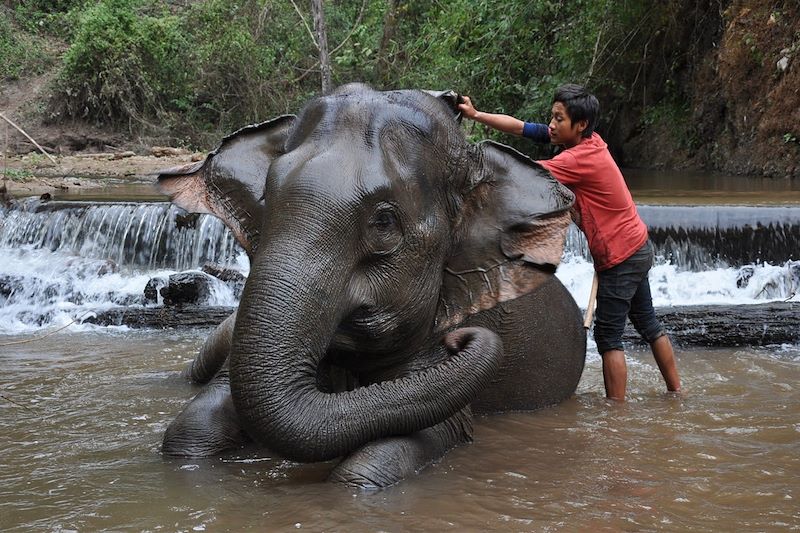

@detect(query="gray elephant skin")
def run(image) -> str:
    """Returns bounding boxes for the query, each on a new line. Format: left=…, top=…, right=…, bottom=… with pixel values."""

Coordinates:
left=157, top=84, right=586, bottom=489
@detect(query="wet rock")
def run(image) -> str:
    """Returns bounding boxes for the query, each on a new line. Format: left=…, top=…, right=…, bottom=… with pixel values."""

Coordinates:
left=622, top=302, right=800, bottom=347
left=160, top=271, right=217, bottom=306
left=84, top=301, right=800, bottom=347
left=96, top=260, right=118, bottom=276
left=85, top=305, right=235, bottom=328
left=144, top=276, right=167, bottom=304
left=736, top=266, right=755, bottom=288
left=174, top=212, right=200, bottom=230
left=0, top=184, right=13, bottom=208
left=201, top=263, right=246, bottom=298
left=0, top=274, right=24, bottom=300
left=108, top=292, right=143, bottom=306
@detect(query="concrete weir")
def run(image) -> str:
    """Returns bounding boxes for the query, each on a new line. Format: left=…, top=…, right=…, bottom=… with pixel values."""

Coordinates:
left=2, top=199, right=799, bottom=341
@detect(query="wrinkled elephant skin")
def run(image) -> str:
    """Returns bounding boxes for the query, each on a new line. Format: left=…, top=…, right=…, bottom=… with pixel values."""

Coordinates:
left=157, top=84, right=586, bottom=489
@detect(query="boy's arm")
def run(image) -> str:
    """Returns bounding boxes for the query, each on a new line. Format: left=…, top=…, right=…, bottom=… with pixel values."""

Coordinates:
left=458, top=96, right=524, bottom=136
left=458, top=96, right=550, bottom=142
left=521, top=122, right=550, bottom=143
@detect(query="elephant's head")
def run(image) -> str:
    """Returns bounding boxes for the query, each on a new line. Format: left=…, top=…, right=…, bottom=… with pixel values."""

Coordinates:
left=158, top=84, right=574, bottom=463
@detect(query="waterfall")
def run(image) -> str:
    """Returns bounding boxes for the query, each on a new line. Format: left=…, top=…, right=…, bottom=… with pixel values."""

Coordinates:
left=0, top=198, right=242, bottom=271
left=558, top=204, right=800, bottom=310
left=0, top=199, right=798, bottom=332
left=565, top=205, right=800, bottom=269
left=0, top=199, right=244, bottom=332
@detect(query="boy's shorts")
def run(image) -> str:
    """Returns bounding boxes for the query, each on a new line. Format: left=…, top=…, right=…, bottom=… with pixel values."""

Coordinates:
left=593, top=239, right=666, bottom=355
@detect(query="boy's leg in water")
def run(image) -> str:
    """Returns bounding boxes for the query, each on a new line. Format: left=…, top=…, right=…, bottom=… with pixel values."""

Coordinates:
left=626, top=253, right=682, bottom=393
left=602, top=349, right=627, bottom=400
left=596, top=241, right=662, bottom=401
left=651, top=335, right=681, bottom=392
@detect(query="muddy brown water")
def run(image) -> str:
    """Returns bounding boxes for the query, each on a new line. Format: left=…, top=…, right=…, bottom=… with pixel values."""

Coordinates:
left=625, top=169, right=800, bottom=206
left=2, top=171, right=799, bottom=531
left=1, top=330, right=797, bottom=532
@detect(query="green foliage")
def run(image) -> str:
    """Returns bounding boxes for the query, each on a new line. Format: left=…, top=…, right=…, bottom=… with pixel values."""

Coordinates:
left=640, top=97, right=701, bottom=151
left=10, top=0, right=719, bottom=148
left=10, top=0, right=85, bottom=37
left=178, top=0, right=312, bottom=134
left=0, top=10, right=51, bottom=80
left=54, top=0, right=190, bottom=127
left=2, top=167, right=34, bottom=181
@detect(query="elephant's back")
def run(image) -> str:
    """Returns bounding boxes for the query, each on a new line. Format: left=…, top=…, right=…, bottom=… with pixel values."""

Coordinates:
left=466, top=273, right=586, bottom=414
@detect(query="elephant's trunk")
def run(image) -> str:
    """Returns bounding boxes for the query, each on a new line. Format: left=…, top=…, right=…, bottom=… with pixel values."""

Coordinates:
left=229, top=240, right=503, bottom=463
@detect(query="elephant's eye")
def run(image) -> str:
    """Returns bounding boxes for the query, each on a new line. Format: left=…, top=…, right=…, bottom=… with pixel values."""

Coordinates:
left=373, top=210, right=397, bottom=230
left=367, top=204, right=402, bottom=255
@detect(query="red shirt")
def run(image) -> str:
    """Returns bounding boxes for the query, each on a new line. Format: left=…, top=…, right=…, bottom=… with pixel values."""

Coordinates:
left=538, top=132, right=648, bottom=271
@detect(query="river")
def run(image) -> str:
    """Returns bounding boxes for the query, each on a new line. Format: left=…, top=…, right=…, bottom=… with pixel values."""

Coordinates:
left=1, top=171, right=799, bottom=531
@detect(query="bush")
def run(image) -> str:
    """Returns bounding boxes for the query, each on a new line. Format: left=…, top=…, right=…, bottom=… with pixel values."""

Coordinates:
left=178, top=0, right=309, bottom=134
left=0, top=10, right=51, bottom=80
left=52, top=0, right=190, bottom=127
left=36, top=0, right=720, bottom=151
left=10, top=0, right=86, bottom=37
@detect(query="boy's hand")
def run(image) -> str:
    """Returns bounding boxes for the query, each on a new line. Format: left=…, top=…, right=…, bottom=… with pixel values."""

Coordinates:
left=458, top=96, right=479, bottom=119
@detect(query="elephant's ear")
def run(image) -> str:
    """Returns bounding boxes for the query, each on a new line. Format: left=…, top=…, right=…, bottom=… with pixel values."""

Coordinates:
left=422, top=89, right=463, bottom=122
left=157, top=115, right=296, bottom=255
left=437, top=141, right=574, bottom=330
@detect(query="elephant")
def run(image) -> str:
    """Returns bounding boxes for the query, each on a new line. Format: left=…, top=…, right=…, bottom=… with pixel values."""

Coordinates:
left=157, top=84, right=586, bottom=489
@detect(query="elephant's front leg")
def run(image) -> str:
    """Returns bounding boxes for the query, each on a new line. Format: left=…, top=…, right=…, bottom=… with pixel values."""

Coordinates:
left=184, top=311, right=236, bottom=384
left=327, top=407, right=473, bottom=489
left=162, top=370, right=250, bottom=457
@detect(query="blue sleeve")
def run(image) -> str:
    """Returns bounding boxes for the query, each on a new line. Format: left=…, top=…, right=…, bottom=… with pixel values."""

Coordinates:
left=522, top=122, right=550, bottom=143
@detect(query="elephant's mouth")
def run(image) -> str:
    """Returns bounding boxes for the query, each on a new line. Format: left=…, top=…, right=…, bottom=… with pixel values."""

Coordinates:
left=327, top=305, right=431, bottom=379
left=331, top=305, right=402, bottom=351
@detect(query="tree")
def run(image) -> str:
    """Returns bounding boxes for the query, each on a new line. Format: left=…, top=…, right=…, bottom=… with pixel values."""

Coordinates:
left=377, top=0, right=401, bottom=84
left=310, top=0, right=331, bottom=93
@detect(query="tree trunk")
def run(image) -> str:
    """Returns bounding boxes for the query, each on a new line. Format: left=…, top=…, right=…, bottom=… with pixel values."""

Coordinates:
left=311, top=0, right=332, bottom=93
left=377, top=0, right=401, bottom=83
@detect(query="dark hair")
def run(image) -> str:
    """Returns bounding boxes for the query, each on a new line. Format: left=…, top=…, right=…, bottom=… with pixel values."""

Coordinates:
left=553, top=84, right=599, bottom=138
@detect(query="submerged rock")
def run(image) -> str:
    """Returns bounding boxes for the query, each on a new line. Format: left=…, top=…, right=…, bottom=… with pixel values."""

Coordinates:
left=144, top=277, right=167, bottom=304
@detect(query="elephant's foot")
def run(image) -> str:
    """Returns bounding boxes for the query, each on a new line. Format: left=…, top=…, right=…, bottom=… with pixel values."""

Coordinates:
left=327, top=408, right=473, bottom=489
left=162, top=371, right=250, bottom=457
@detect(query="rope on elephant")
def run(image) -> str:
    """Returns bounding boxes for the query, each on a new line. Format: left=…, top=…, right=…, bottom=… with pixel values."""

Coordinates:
left=0, top=311, right=94, bottom=347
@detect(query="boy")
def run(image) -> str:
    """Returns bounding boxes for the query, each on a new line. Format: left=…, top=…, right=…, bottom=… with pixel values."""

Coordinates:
left=458, top=84, right=681, bottom=401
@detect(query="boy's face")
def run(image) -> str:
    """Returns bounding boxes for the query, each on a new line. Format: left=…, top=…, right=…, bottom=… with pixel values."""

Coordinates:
left=548, top=102, right=587, bottom=148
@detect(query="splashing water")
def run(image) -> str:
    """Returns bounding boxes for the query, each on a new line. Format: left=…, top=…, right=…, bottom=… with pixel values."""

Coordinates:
left=1, top=200, right=798, bottom=333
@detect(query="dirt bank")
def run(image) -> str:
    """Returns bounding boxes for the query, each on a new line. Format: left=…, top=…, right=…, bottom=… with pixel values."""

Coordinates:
left=620, top=0, right=800, bottom=178
left=1, top=69, right=204, bottom=197
left=1, top=149, right=203, bottom=197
